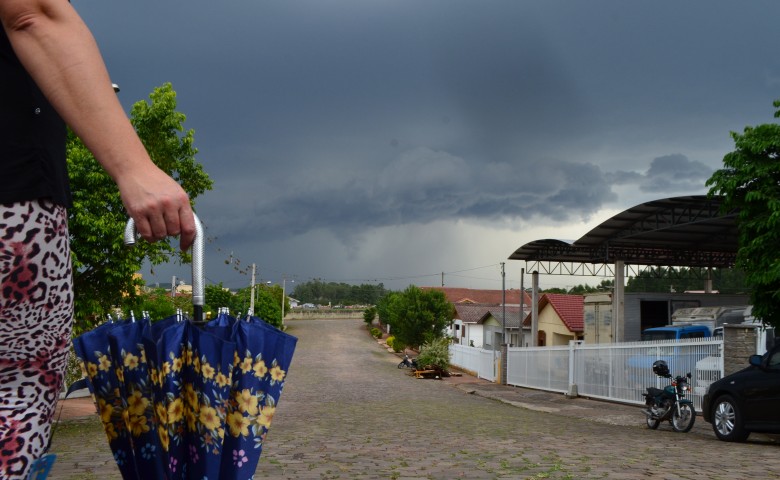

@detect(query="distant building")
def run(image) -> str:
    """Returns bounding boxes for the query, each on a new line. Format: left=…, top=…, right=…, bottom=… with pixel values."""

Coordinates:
left=523, top=293, right=584, bottom=347
left=422, top=287, right=532, bottom=306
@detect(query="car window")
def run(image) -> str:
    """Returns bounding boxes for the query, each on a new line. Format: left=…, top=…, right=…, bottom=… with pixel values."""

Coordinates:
left=768, top=350, right=780, bottom=371
left=683, top=331, right=705, bottom=339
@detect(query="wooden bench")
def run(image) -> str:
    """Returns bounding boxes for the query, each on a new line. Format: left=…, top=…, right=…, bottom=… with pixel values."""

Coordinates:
left=414, top=369, right=438, bottom=379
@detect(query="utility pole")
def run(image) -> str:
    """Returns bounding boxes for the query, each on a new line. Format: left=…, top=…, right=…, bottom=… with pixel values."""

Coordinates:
left=171, top=275, right=177, bottom=298
left=501, top=262, right=506, bottom=343
left=532, top=271, right=539, bottom=346
left=441, top=272, right=444, bottom=287
left=249, top=263, right=256, bottom=316
left=520, top=267, right=525, bottom=346
left=281, top=275, right=294, bottom=329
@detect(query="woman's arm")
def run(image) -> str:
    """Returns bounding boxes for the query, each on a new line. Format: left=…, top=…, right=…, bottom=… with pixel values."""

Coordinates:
left=0, top=0, right=195, bottom=249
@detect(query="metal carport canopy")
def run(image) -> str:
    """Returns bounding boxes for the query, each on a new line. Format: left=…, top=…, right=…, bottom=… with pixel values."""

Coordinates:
left=508, top=195, right=739, bottom=269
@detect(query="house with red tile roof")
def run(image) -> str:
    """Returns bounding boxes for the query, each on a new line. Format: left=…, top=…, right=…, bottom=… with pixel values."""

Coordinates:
left=450, top=303, right=528, bottom=348
left=421, top=287, right=531, bottom=307
left=523, top=293, right=584, bottom=346
left=425, top=287, right=532, bottom=347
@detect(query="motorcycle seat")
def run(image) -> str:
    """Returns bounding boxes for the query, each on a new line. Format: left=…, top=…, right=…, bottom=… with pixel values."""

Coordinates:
left=646, top=387, right=664, bottom=397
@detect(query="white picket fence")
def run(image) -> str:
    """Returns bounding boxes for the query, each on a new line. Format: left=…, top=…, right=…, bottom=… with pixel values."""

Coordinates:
left=450, top=338, right=723, bottom=411
left=450, top=344, right=501, bottom=382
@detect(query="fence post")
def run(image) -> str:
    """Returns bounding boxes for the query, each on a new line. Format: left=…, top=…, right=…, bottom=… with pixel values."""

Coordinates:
left=723, top=324, right=758, bottom=376
left=500, top=343, right=508, bottom=385
left=566, top=340, right=579, bottom=398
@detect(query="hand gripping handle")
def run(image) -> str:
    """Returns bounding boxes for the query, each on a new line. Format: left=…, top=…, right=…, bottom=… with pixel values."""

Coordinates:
left=124, top=215, right=205, bottom=323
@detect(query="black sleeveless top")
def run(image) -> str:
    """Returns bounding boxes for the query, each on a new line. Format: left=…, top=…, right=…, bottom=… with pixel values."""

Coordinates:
left=0, top=27, right=70, bottom=207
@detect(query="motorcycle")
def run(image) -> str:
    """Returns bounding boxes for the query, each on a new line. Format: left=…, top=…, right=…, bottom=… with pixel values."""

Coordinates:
left=643, top=360, right=696, bottom=433
left=398, top=354, right=418, bottom=369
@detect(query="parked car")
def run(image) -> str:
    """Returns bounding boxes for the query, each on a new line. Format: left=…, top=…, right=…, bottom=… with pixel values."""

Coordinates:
left=702, top=343, right=780, bottom=441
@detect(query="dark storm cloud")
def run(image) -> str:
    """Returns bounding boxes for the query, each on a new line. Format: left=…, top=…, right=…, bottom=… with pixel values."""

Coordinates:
left=74, top=0, right=780, bottom=288
left=218, top=147, right=617, bottom=241
left=607, top=154, right=714, bottom=194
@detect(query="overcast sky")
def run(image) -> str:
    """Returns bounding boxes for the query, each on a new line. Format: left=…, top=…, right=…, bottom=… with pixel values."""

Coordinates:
left=77, top=0, right=780, bottom=293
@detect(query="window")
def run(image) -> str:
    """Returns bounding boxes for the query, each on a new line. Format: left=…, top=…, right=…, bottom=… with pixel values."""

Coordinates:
left=682, top=331, right=705, bottom=339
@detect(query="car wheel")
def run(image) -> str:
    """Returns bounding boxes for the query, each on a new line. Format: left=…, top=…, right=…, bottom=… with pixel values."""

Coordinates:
left=711, top=395, right=749, bottom=442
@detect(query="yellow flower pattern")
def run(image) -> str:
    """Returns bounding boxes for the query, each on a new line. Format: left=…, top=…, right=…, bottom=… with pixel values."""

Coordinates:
left=150, top=341, right=234, bottom=455
left=199, top=405, right=221, bottom=431
left=253, top=359, right=268, bottom=378
left=227, top=411, right=251, bottom=437
left=223, top=350, right=288, bottom=450
left=270, top=365, right=286, bottom=383
left=76, top=316, right=293, bottom=475
left=86, top=362, right=98, bottom=379
left=98, top=355, right=112, bottom=372
left=235, top=389, right=259, bottom=416
left=123, top=353, right=139, bottom=370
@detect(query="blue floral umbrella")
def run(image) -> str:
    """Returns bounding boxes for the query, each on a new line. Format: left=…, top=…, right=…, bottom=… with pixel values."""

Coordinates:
left=144, top=315, right=236, bottom=479
left=73, top=316, right=152, bottom=479
left=105, top=314, right=167, bottom=478
left=211, top=313, right=297, bottom=477
left=74, top=215, right=296, bottom=479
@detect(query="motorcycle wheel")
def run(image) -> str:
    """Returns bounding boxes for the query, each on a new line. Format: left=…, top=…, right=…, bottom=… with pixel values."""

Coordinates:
left=645, top=413, right=660, bottom=430
left=397, top=361, right=405, bottom=369
left=671, top=403, right=696, bottom=433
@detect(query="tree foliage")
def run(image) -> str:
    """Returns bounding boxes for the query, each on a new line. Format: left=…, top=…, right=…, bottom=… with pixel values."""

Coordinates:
left=68, top=83, right=213, bottom=333
left=416, top=337, right=452, bottom=371
left=706, top=99, right=780, bottom=328
left=542, top=280, right=614, bottom=295
left=625, top=267, right=747, bottom=294
left=203, top=284, right=285, bottom=328
left=292, top=279, right=388, bottom=306
left=204, top=283, right=234, bottom=314
left=118, top=288, right=192, bottom=322
left=376, top=286, right=453, bottom=349
left=363, top=306, right=377, bottom=326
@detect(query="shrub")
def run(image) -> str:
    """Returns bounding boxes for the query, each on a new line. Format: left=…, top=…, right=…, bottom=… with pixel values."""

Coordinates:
left=386, top=335, right=395, bottom=349
left=390, top=338, right=406, bottom=353
left=370, top=327, right=382, bottom=339
left=363, top=306, right=377, bottom=326
left=64, top=347, right=84, bottom=389
left=416, top=337, right=451, bottom=371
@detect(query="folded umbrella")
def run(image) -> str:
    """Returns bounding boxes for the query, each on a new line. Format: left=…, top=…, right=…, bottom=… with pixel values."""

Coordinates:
left=73, top=318, right=146, bottom=480
left=75, top=214, right=297, bottom=479
left=212, top=314, right=297, bottom=478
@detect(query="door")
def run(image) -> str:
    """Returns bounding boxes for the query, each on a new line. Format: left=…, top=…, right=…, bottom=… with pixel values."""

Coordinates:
left=743, top=348, right=780, bottom=428
left=640, top=301, right=668, bottom=332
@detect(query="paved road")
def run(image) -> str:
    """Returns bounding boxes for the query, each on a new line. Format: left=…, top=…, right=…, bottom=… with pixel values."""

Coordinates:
left=49, top=318, right=779, bottom=479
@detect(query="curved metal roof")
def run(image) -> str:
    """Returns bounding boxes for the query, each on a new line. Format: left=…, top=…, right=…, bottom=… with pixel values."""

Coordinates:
left=509, top=195, right=739, bottom=268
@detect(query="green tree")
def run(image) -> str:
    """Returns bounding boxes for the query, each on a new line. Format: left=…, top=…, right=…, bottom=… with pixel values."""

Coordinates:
left=210, top=285, right=285, bottom=328
left=204, top=283, right=234, bottom=315
left=363, top=306, right=377, bottom=327
left=540, top=280, right=613, bottom=295
left=119, top=288, right=192, bottom=321
left=416, top=337, right=452, bottom=371
left=68, top=83, right=213, bottom=333
left=625, top=267, right=747, bottom=294
left=376, top=286, right=453, bottom=349
left=254, top=284, right=284, bottom=328
left=292, top=279, right=389, bottom=306
left=706, top=99, right=780, bottom=328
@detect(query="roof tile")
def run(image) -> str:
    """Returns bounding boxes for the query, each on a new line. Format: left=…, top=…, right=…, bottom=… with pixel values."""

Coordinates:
left=422, top=287, right=531, bottom=306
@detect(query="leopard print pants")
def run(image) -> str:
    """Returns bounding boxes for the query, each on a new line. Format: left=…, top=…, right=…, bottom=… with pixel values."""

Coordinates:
left=0, top=199, right=73, bottom=479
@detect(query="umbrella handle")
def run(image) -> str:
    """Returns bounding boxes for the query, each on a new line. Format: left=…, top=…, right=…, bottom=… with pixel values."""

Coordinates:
left=124, top=214, right=205, bottom=323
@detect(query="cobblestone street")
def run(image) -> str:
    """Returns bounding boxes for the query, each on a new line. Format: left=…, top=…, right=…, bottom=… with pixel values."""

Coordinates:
left=50, top=318, right=780, bottom=479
